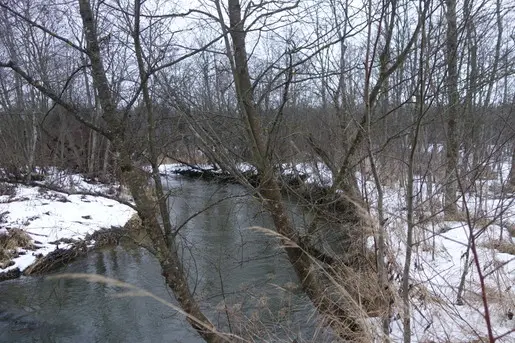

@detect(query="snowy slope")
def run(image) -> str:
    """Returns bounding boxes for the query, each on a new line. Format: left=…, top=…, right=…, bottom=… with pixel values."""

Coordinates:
left=0, top=181, right=135, bottom=273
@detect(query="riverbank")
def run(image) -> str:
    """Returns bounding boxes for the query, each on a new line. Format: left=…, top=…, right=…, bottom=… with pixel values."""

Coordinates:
left=0, top=173, right=135, bottom=281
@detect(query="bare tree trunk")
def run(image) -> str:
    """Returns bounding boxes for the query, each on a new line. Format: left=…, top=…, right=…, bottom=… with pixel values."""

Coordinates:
left=28, top=106, right=38, bottom=177
left=507, top=144, right=515, bottom=189
left=26, top=88, right=39, bottom=179
left=462, top=0, right=478, bottom=188
left=402, top=9, right=430, bottom=339
left=83, top=53, right=97, bottom=175
left=227, top=0, right=370, bottom=340
left=444, top=0, right=459, bottom=218
left=77, top=1, right=228, bottom=341
left=484, top=0, right=503, bottom=108
left=102, top=139, right=111, bottom=177
left=456, top=243, right=471, bottom=305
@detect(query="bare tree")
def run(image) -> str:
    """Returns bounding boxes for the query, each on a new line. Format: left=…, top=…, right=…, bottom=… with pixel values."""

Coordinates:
left=443, top=0, right=459, bottom=218
left=1, top=1, right=235, bottom=341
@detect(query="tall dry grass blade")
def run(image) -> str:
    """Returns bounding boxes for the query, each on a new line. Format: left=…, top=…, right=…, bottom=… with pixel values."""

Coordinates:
left=48, top=273, right=248, bottom=343
left=248, top=226, right=379, bottom=342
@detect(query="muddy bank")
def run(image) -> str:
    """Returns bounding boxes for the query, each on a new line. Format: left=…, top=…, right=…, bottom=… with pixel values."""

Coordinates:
left=0, top=227, right=130, bottom=282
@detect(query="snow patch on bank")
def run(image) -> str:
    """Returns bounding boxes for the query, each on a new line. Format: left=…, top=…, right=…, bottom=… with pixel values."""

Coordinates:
left=0, top=181, right=135, bottom=274
left=363, top=175, right=515, bottom=342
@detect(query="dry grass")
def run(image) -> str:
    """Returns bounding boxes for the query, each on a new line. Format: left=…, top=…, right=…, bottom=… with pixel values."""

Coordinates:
left=0, top=247, right=10, bottom=264
left=462, top=279, right=515, bottom=316
left=0, top=228, right=32, bottom=249
left=331, top=262, right=391, bottom=317
left=482, top=239, right=515, bottom=255
left=0, top=228, right=33, bottom=267
left=419, top=338, right=490, bottom=343
left=250, top=225, right=388, bottom=342
left=49, top=273, right=247, bottom=342
left=443, top=211, right=469, bottom=222
left=472, top=217, right=492, bottom=228
left=123, top=213, right=153, bottom=251
left=0, top=183, right=16, bottom=197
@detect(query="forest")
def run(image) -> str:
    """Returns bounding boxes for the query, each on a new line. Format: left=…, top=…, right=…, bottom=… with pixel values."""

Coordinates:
left=0, top=0, right=514, bottom=342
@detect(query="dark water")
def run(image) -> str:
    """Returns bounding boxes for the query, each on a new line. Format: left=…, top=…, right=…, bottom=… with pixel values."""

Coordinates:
left=0, top=177, right=328, bottom=342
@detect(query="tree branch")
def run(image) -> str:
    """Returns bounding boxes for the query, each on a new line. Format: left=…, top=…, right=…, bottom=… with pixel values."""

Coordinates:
left=0, top=60, right=109, bottom=138
left=0, top=2, right=87, bottom=53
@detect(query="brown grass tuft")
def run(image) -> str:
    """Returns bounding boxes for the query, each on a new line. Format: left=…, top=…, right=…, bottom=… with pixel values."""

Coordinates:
left=444, top=211, right=469, bottom=222
left=0, top=228, right=33, bottom=267
left=482, top=239, right=515, bottom=255
left=507, top=225, right=515, bottom=238
left=332, top=262, right=392, bottom=317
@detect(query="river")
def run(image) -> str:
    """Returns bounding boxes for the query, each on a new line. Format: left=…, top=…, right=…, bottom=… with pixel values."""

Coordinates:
left=0, top=177, right=331, bottom=342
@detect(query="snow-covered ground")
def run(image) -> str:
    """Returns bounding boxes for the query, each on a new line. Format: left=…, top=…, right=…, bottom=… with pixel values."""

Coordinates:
left=365, top=167, right=515, bottom=341
left=0, top=174, right=135, bottom=274
left=385, top=213, right=515, bottom=341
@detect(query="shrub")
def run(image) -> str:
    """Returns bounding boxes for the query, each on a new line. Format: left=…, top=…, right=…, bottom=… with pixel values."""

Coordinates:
left=0, top=183, right=16, bottom=197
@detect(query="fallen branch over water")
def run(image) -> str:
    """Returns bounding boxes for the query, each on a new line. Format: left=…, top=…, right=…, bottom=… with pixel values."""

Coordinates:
left=0, top=227, right=129, bottom=280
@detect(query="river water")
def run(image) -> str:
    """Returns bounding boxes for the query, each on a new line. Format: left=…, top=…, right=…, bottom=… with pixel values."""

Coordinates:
left=0, top=177, right=330, bottom=342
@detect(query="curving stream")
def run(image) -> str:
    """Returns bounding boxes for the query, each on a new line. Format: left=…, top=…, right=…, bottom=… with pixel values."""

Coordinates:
left=0, top=177, right=330, bottom=342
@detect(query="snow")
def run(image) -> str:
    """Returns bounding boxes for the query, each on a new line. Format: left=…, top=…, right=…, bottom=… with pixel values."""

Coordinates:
left=42, top=168, right=118, bottom=194
left=159, top=163, right=220, bottom=174
left=158, top=162, right=258, bottom=176
left=388, top=223, right=514, bottom=341
left=160, top=162, right=334, bottom=186
left=364, top=175, right=515, bottom=342
left=427, top=143, right=444, bottom=154
left=236, top=162, right=257, bottom=174
left=0, top=179, right=135, bottom=274
left=281, top=162, right=333, bottom=186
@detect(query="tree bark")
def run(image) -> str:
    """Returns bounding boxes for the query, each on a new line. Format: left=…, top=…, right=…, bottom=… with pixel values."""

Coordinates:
left=444, top=0, right=459, bottom=218
left=76, top=1, right=229, bottom=341
left=227, top=0, right=369, bottom=340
